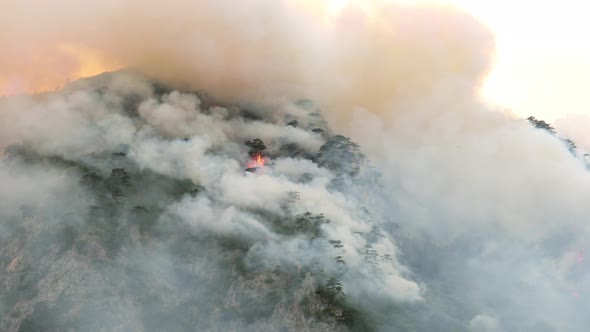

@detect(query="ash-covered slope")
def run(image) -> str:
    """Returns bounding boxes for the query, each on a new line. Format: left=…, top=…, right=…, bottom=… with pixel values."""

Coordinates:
left=0, top=71, right=410, bottom=332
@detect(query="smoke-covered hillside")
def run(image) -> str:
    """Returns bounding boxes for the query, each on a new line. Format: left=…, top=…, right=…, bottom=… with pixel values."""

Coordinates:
left=0, top=71, right=416, bottom=331
left=1, top=69, right=588, bottom=332
left=2, top=1, right=590, bottom=331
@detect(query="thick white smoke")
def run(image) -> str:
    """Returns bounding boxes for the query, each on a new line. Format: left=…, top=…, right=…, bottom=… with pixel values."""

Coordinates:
left=1, top=0, right=589, bottom=331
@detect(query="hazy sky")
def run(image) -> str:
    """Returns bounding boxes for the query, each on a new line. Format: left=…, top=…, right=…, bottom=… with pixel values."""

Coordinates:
left=438, top=0, right=590, bottom=121
left=2, top=0, right=588, bottom=122
left=325, top=0, right=590, bottom=121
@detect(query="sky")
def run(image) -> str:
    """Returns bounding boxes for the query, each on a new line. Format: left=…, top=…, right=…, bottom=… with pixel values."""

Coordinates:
left=311, top=0, right=590, bottom=121
left=437, top=0, right=590, bottom=121
left=1, top=1, right=590, bottom=330
left=2, top=0, right=589, bottom=122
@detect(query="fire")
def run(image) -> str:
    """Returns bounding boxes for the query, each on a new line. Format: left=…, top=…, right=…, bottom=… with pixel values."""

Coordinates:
left=247, top=153, right=265, bottom=169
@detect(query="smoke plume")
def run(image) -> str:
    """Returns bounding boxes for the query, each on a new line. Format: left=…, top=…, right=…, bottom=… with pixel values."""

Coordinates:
left=1, top=0, right=588, bottom=331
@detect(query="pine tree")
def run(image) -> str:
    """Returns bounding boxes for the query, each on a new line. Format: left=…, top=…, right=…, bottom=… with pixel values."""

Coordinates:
left=325, top=277, right=345, bottom=299
left=81, top=172, right=101, bottom=190
left=110, top=168, right=131, bottom=187
left=527, top=116, right=556, bottom=134
left=245, top=138, right=267, bottom=156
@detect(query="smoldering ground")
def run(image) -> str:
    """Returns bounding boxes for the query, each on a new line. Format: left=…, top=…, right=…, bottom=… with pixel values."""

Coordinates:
left=1, top=0, right=589, bottom=331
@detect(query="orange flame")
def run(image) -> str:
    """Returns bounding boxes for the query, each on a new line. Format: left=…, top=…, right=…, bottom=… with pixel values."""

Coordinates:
left=247, top=153, right=265, bottom=169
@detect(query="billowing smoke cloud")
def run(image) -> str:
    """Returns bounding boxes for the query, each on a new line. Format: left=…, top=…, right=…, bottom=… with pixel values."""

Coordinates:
left=1, top=0, right=589, bottom=331
left=1, top=0, right=492, bottom=107
left=0, top=71, right=422, bottom=330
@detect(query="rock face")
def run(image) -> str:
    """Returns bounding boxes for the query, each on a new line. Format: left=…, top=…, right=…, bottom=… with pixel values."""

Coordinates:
left=0, top=72, right=397, bottom=332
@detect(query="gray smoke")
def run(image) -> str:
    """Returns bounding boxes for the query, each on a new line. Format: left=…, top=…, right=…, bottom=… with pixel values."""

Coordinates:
left=0, top=71, right=420, bottom=331
left=0, top=1, right=589, bottom=331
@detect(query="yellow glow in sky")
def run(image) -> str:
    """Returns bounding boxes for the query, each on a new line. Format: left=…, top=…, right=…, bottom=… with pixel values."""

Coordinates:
left=323, top=0, right=590, bottom=121
left=57, top=44, right=123, bottom=81
left=0, top=44, right=121, bottom=96
left=433, top=0, right=590, bottom=121
left=3, top=0, right=587, bottom=123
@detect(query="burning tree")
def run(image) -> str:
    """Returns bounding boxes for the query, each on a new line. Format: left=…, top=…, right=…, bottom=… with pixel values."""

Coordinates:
left=245, top=138, right=267, bottom=170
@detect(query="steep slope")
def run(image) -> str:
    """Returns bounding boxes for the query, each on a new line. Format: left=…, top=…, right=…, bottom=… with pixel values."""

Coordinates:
left=0, top=71, right=410, bottom=332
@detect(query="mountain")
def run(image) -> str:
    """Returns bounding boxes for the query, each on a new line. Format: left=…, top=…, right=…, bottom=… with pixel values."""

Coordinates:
left=1, top=70, right=588, bottom=332
left=0, top=71, right=405, bottom=331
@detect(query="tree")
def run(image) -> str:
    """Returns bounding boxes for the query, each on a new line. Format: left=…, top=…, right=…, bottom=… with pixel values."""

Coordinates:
left=329, top=240, right=344, bottom=249
left=287, top=191, right=301, bottom=202
left=310, top=259, right=324, bottom=276
left=111, top=189, right=126, bottom=204
left=562, top=138, right=577, bottom=155
left=189, top=185, right=206, bottom=197
left=527, top=116, right=555, bottom=134
left=81, top=172, right=101, bottom=190
left=317, top=135, right=365, bottom=178
left=280, top=191, right=300, bottom=214
left=245, top=138, right=267, bottom=156
left=109, top=168, right=131, bottom=188
left=362, top=244, right=379, bottom=267
left=334, top=256, right=346, bottom=274
left=382, top=254, right=393, bottom=264
left=528, top=117, right=578, bottom=156
left=292, top=212, right=329, bottom=239
left=527, top=116, right=577, bottom=156
left=325, top=277, right=345, bottom=299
